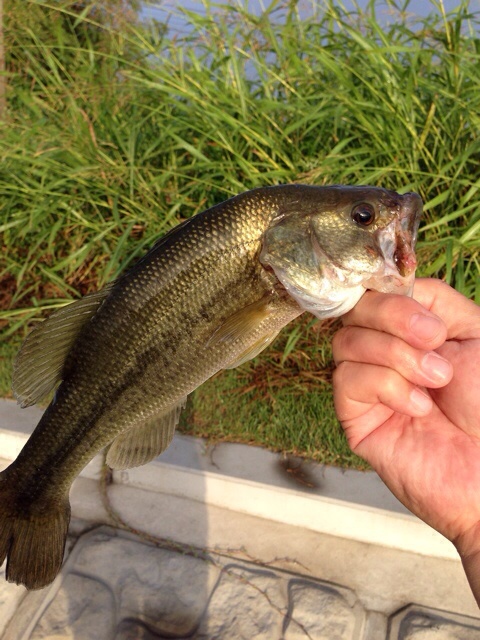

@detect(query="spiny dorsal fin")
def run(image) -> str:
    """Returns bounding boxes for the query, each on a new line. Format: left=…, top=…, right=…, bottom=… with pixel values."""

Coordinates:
left=13, top=286, right=112, bottom=408
left=207, top=296, right=272, bottom=349
left=106, top=397, right=187, bottom=470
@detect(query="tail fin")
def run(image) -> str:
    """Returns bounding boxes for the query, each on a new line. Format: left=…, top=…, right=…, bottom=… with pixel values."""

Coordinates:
left=0, top=474, right=71, bottom=590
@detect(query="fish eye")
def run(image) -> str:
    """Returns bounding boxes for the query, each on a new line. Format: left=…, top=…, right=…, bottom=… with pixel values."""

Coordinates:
left=351, top=203, right=375, bottom=227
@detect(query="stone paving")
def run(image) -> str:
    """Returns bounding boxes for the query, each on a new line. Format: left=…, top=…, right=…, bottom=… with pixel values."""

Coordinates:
left=2, top=526, right=480, bottom=640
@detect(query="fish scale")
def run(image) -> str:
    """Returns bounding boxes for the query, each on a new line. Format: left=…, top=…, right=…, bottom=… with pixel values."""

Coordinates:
left=0, top=184, right=422, bottom=589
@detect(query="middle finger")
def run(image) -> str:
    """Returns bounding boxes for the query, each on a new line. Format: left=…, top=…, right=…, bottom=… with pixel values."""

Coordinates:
left=332, top=326, right=453, bottom=388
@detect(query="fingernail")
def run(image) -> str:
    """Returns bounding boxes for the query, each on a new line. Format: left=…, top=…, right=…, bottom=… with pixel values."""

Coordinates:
left=421, top=352, right=452, bottom=382
left=410, top=313, right=443, bottom=341
left=410, top=388, right=433, bottom=414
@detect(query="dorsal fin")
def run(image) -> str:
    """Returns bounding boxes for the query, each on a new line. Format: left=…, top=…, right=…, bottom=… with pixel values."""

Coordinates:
left=13, top=286, right=112, bottom=408
left=106, top=397, right=187, bottom=470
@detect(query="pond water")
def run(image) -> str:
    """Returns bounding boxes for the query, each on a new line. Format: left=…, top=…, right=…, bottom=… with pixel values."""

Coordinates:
left=141, top=0, right=480, bottom=34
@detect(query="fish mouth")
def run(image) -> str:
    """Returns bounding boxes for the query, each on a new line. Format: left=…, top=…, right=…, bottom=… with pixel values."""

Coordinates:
left=365, top=192, right=422, bottom=296
left=395, top=191, right=422, bottom=277
left=393, top=228, right=417, bottom=278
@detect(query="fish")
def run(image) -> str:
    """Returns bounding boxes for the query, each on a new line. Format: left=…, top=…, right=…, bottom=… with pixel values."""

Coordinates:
left=0, top=184, right=422, bottom=590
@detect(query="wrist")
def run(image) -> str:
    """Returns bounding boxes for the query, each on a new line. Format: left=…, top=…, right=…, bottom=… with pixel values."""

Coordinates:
left=454, top=520, right=480, bottom=558
left=454, top=521, right=480, bottom=607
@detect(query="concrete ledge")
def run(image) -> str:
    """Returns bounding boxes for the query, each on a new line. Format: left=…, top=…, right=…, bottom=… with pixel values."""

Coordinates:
left=0, top=399, right=458, bottom=561
left=112, top=463, right=457, bottom=559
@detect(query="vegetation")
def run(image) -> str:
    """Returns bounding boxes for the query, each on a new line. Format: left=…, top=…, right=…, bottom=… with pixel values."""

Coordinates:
left=1, top=0, right=479, bottom=467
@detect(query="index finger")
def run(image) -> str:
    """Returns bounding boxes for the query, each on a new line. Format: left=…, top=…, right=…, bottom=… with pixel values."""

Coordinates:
left=342, top=286, right=448, bottom=351
left=412, top=278, right=480, bottom=340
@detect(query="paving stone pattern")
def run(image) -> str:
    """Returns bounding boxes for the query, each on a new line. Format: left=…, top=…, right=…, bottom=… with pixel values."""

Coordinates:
left=2, top=528, right=480, bottom=640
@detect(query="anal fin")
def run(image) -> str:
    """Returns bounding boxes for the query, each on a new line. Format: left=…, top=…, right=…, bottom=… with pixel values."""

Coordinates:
left=106, top=397, right=187, bottom=470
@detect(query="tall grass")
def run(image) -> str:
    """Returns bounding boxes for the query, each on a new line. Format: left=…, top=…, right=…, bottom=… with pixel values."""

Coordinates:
left=1, top=0, right=479, bottom=464
left=2, top=0, right=480, bottom=322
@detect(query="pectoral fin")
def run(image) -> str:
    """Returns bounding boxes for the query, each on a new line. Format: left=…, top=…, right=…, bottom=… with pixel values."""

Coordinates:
left=13, top=286, right=112, bottom=407
left=225, top=331, right=280, bottom=369
left=106, top=397, right=187, bottom=470
left=207, top=297, right=272, bottom=348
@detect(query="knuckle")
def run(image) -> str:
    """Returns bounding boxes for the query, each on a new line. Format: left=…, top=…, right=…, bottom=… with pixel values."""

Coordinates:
left=332, top=325, right=356, bottom=357
left=377, top=292, right=410, bottom=317
left=332, top=361, right=348, bottom=384
left=399, top=349, right=419, bottom=374
left=429, top=278, right=451, bottom=295
left=380, top=371, right=403, bottom=399
left=389, top=339, right=415, bottom=371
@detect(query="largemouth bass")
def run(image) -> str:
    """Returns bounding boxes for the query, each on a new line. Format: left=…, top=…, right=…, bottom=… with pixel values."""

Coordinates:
left=0, top=184, right=421, bottom=589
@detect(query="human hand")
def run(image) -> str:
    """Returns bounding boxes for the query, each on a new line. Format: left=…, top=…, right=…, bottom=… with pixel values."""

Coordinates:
left=332, top=278, right=480, bottom=603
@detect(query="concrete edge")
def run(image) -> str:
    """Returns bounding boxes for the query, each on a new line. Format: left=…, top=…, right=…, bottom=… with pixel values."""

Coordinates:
left=109, top=461, right=458, bottom=560
left=0, top=401, right=458, bottom=562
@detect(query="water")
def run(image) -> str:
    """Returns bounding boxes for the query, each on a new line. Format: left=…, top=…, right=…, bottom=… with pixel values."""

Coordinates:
left=141, top=0, right=480, bottom=34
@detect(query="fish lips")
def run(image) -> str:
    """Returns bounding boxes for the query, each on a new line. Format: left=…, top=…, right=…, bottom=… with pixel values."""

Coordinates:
left=365, top=191, right=423, bottom=296
left=395, top=191, right=422, bottom=275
